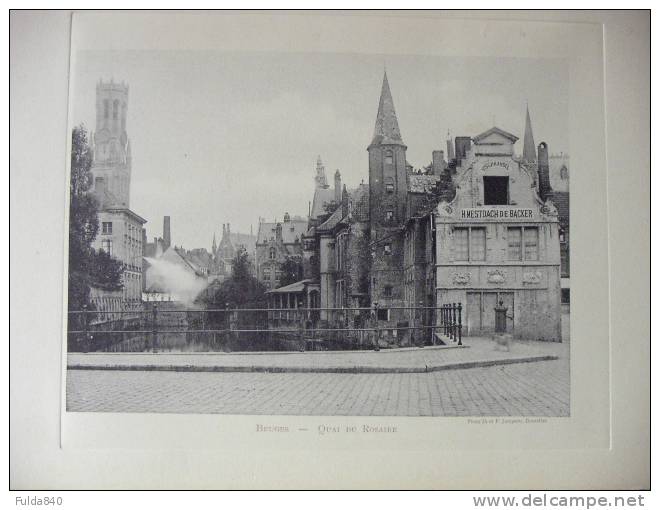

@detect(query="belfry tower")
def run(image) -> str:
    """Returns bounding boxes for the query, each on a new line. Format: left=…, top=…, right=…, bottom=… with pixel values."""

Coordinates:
left=91, top=79, right=131, bottom=208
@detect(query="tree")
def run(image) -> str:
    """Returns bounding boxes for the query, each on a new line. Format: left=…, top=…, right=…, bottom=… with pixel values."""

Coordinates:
left=198, top=249, right=266, bottom=310
left=278, top=256, right=303, bottom=288
left=68, top=125, right=123, bottom=312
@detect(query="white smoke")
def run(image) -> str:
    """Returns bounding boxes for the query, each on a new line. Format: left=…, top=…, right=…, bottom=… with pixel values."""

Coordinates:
left=144, top=256, right=208, bottom=306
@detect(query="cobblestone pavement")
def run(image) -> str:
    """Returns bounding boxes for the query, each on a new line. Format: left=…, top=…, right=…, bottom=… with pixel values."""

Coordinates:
left=66, top=355, right=569, bottom=416
left=67, top=337, right=565, bottom=372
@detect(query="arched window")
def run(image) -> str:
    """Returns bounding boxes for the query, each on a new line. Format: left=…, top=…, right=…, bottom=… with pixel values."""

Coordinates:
left=103, top=99, right=109, bottom=119
left=121, top=103, right=127, bottom=130
left=384, top=150, right=393, bottom=165
left=560, top=166, right=568, bottom=180
left=113, top=99, right=119, bottom=120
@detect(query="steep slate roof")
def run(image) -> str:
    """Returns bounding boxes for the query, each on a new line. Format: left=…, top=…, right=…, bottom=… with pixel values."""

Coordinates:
left=317, top=203, right=344, bottom=231
left=310, top=186, right=335, bottom=219
left=350, top=183, right=370, bottom=222
left=229, top=232, right=257, bottom=249
left=547, top=191, right=569, bottom=229
left=370, top=71, right=405, bottom=147
left=256, top=219, right=308, bottom=244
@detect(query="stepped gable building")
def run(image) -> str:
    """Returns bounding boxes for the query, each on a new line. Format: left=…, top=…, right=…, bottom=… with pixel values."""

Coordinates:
left=89, top=79, right=146, bottom=313
left=256, top=213, right=307, bottom=289
left=433, top=125, right=562, bottom=342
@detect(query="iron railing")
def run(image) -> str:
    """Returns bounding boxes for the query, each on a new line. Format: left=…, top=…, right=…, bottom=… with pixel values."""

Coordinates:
left=67, top=304, right=463, bottom=353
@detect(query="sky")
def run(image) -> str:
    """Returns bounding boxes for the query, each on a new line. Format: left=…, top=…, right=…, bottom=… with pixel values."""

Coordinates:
left=71, top=51, right=569, bottom=250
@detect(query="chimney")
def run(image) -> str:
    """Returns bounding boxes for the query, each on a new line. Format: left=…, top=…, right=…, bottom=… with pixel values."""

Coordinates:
left=537, top=142, right=552, bottom=201
left=163, top=216, right=171, bottom=249
left=446, top=132, right=455, bottom=160
left=334, top=170, right=342, bottom=203
left=432, top=150, right=445, bottom=175
left=455, top=137, right=472, bottom=166
left=227, top=223, right=231, bottom=235
left=275, top=223, right=283, bottom=241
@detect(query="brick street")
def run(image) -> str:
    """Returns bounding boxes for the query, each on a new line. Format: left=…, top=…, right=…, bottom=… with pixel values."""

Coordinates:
left=66, top=354, right=569, bottom=416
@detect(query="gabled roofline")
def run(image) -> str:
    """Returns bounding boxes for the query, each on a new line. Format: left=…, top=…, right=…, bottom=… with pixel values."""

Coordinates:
left=473, top=126, right=519, bottom=144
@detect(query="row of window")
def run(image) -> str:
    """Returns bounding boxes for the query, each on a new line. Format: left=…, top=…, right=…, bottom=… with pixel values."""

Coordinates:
left=453, top=226, right=539, bottom=261
left=378, top=226, right=540, bottom=261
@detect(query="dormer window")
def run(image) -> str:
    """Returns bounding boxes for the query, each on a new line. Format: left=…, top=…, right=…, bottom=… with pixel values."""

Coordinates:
left=483, top=176, right=509, bottom=205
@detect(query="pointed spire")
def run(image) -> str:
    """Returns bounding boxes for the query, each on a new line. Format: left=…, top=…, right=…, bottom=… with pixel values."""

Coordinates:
left=523, top=104, right=537, bottom=165
left=212, top=232, right=217, bottom=253
left=370, top=71, right=404, bottom=147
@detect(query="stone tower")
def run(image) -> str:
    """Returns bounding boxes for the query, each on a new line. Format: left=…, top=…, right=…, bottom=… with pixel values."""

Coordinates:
left=315, top=155, right=328, bottom=189
left=91, top=79, right=131, bottom=208
left=368, top=71, right=408, bottom=309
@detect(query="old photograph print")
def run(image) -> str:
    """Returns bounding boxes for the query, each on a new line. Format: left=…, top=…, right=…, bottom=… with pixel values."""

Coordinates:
left=65, top=47, right=570, bottom=416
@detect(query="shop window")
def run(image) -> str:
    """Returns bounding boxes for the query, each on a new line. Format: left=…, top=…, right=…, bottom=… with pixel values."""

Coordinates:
left=508, top=227, right=522, bottom=260
left=483, top=176, right=509, bottom=205
left=524, top=227, right=539, bottom=261
left=454, top=228, right=469, bottom=261
left=508, top=226, right=539, bottom=261
left=102, top=221, right=113, bottom=235
left=454, top=227, right=486, bottom=261
left=470, top=228, right=486, bottom=261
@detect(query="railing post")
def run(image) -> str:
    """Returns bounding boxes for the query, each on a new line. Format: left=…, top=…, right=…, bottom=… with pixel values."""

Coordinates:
left=457, top=302, right=463, bottom=346
left=452, top=303, right=457, bottom=342
left=82, top=304, right=89, bottom=352
left=151, top=303, right=158, bottom=353
left=299, top=308, right=305, bottom=352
